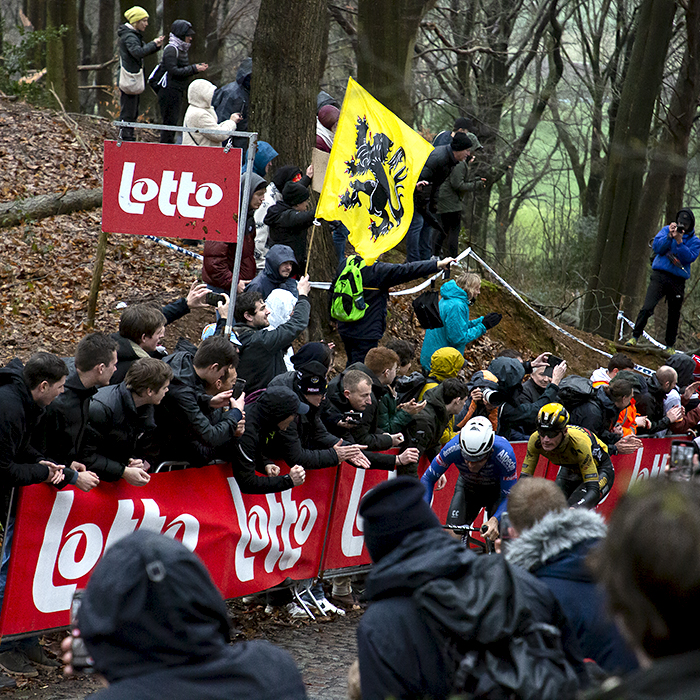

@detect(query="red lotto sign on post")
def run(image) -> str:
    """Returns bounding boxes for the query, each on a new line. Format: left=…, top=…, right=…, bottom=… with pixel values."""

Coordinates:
left=102, top=141, right=242, bottom=241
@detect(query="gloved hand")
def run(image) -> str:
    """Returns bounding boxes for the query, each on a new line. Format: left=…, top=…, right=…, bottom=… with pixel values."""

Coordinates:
left=482, top=312, right=502, bottom=330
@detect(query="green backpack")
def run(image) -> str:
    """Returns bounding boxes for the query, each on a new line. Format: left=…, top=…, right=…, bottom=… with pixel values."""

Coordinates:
left=330, top=255, right=368, bottom=322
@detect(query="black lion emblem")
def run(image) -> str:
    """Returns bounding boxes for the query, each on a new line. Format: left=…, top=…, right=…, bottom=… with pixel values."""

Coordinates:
left=339, top=116, right=408, bottom=240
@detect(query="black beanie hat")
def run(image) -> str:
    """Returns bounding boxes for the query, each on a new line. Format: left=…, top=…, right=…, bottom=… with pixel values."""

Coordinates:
left=291, top=342, right=332, bottom=370
left=451, top=132, right=472, bottom=151
left=283, top=181, right=310, bottom=206
left=272, top=165, right=303, bottom=192
left=296, top=361, right=328, bottom=395
left=359, top=476, right=441, bottom=562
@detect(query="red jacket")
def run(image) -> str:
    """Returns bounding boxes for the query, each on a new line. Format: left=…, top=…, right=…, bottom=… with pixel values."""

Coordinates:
left=202, top=225, right=256, bottom=290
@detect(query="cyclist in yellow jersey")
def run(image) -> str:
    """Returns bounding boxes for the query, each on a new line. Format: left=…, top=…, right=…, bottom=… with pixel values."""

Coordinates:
left=521, top=403, right=615, bottom=509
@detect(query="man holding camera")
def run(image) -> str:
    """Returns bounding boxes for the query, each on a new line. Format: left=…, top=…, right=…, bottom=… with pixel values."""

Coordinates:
left=626, top=208, right=699, bottom=354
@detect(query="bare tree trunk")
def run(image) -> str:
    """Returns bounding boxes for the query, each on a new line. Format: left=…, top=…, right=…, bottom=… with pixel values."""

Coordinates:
left=0, top=188, right=103, bottom=229
left=356, top=0, right=436, bottom=124
left=250, top=0, right=329, bottom=336
left=583, top=0, right=676, bottom=337
left=46, top=0, right=80, bottom=112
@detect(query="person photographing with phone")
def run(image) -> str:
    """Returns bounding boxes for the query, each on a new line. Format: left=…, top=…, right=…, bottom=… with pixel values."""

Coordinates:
left=626, top=208, right=699, bottom=355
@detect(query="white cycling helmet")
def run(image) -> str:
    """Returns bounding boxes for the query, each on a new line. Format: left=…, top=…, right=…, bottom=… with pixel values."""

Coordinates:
left=459, top=417, right=495, bottom=461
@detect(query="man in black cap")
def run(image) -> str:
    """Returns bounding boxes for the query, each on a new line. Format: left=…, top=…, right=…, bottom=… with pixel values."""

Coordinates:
left=264, top=181, right=316, bottom=271
left=406, top=132, right=472, bottom=262
left=626, top=208, right=699, bottom=355
left=63, top=530, right=306, bottom=699
left=356, top=476, right=587, bottom=700
left=231, top=386, right=307, bottom=493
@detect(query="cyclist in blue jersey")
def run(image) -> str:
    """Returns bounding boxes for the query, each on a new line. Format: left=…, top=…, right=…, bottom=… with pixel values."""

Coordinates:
left=421, top=416, right=517, bottom=541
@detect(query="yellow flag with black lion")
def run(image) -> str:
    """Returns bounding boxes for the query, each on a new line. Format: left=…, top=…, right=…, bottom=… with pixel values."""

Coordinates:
left=316, top=77, right=433, bottom=264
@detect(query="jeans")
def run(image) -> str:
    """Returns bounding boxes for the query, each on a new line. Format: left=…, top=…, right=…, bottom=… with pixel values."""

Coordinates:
left=405, top=210, right=432, bottom=262
left=340, top=336, right=379, bottom=366
left=331, top=221, right=349, bottom=262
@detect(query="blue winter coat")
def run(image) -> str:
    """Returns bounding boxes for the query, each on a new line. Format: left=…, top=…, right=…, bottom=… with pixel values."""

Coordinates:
left=505, top=508, right=638, bottom=675
left=651, top=209, right=700, bottom=280
left=245, top=244, right=299, bottom=299
left=420, top=279, right=485, bottom=370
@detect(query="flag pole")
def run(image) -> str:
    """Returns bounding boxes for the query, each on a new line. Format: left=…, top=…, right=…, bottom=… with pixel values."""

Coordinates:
left=305, top=219, right=321, bottom=276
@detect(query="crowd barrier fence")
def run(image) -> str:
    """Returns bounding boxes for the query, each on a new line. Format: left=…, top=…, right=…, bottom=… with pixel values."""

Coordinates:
left=0, top=436, right=674, bottom=640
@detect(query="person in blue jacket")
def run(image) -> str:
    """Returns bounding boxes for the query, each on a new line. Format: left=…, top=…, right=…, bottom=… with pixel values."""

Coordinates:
left=504, top=477, right=639, bottom=675
left=420, top=272, right=501, bottom=371
left=421, top=416, right=517, bottom=542
left=626, top=208, right=700, bottom=353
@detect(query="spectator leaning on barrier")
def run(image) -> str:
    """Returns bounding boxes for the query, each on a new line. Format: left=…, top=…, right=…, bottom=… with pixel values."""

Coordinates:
left=626, top=208, right=700, bottom=354
left=232, top=386, right=307, bottom=494
left=320, top=369, right=419, bottom=474
left=267, top=361, right=370, bottom=470
left=110, top=282, right=210, bottom=385
left=84, top=358, right=172, bottom=485
left=155, top=337, right=244, bottom=467
left=336, top=255, right=455, bottom=366
left=0, top=352, right=68, bottom=681
left=117, top=6, right=163, bottom=141
left=229, top=277, right=311, bottom=394
left=64, top=530, right=307, bottom=700
left=33, top=333, right=117, bottom=493
left=419, top=272, right=501, bottom=372
left=503, top=477, right=639, bottom=675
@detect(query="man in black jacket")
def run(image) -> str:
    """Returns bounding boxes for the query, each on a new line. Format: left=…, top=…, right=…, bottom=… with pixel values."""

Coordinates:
left=268, top=362, right=370, bottom=470
left=84, top=358, right=173, bottom=484
left=117, top=6, right=164, bottom=141
left=230, top=278, right=311, bottom=393
left=320, top=369, right=418, bottom=472
left=33, top=332, right=117, bottom=493
left=155, top=337, right=244, bottom=468
left=336, top=255, right=454, bottom=365
left=111, top=281, right=210, bottom=384
left=0, top=353, right=67, bottom=680
left=232, top=386, right=306, bottom=493
left=405, top=132, right=472, bottom=262
left=356, top=477, right=587, bottom=700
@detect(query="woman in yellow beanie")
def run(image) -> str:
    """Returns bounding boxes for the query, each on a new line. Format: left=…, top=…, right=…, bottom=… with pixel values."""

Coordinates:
left=118, top=6, right=164, bottom=141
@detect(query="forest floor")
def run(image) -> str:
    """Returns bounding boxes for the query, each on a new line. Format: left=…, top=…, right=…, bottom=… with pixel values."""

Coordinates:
left=0, top=94, right=671, bottom=697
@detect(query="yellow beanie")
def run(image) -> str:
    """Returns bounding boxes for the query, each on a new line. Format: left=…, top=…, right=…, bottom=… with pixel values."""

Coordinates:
left=125, top=6, right=149, bottom=24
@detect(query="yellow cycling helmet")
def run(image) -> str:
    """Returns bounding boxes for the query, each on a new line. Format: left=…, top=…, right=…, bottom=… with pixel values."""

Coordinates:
left=537, top=403, right=569, bottom=435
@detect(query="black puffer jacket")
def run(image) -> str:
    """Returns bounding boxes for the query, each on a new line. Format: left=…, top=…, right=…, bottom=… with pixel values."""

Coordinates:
left=264, top=203, right=315, bottom=267
left=0, top=359, right=50, bottom=515
left=336, top=259, right=438, bottom=341
left=267, top=371, right=340, bottom=469
left=80, top=530, right=307, bottom=700
left=232, top=387, right=299, bottom=493
left=358, top=527, right=586, bottom=700
left=118, top=23, right=160, bottom=74
left=34, top=369, right=96, bottom=464
left=84, top=383, right=157, bottom=481
left=161, top=21, right=199, bottom=93
left=231, top=295, right=310, bottom=394
left=569, top=385, right=620, bottom=448
left=154, top=352, right=241, bottom=467
left=417, top=145, right=459, bottom=212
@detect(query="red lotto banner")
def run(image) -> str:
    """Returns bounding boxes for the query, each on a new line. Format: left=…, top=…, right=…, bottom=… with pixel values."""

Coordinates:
left=0, top=438, right=674, bottom=638
left=102, top=141, right=242, bottom=241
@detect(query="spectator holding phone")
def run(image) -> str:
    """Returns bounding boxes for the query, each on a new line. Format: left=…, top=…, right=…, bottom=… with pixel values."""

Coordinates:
left=626, top=208, right=699, bottom=355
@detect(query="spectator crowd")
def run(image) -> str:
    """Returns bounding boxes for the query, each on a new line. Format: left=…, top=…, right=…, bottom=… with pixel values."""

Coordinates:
left=3, top=5, right=698, bottom=696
